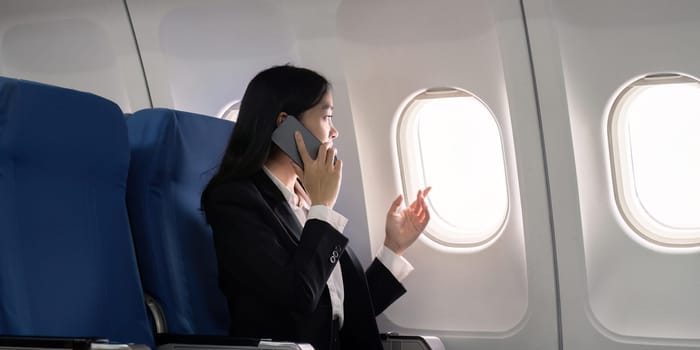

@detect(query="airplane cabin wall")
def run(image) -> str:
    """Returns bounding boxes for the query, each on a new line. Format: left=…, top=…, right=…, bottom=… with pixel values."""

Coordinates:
left=337, top=1, right=558, bottom=349
left=524, top=0, right=700, bottom=348
left=0, top=0, right=150, bottom=112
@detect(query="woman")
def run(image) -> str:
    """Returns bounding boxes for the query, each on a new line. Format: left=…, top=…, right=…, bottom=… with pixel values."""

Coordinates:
left=202, top=65, right=430, bottom=350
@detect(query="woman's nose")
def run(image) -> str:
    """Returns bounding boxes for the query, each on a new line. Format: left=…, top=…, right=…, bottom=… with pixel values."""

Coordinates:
left=330, top=124, right=339, bottom=140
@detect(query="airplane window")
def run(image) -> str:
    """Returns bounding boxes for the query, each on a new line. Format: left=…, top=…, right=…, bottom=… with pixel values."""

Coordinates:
left=609, top=73, right=700, bottom=245
left=396, top=88, right=508, bottom=246
left=218, top=100, right=240, bottom=122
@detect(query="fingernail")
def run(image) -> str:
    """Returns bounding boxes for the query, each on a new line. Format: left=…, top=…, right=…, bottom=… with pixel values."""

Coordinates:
left=295, top=131, right=301, bottom=138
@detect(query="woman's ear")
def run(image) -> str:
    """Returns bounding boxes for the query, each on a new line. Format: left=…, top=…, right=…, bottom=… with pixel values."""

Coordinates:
left=276, top=112, right=288, bottom=127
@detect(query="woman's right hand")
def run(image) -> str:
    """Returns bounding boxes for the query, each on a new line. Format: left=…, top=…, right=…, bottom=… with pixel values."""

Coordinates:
left=294, top=131, right=342, bottom=208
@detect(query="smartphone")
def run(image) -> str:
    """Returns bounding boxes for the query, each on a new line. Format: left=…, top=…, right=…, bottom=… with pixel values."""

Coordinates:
left=271, top=116, right=322, bottom=169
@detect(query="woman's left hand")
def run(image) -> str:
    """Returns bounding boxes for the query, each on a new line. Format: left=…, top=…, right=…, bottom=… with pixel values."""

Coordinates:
left=384, top=187, right=432, bottom=256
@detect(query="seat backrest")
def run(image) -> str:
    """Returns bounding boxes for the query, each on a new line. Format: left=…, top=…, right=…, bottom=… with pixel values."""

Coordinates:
left=0, top=77, right=155, bottom=348
left=125, top=108, right=233, bottom=335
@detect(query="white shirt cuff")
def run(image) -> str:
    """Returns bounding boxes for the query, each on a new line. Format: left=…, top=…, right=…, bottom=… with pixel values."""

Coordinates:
left=377, top=245, right=414, bottom=281
left=308, top=205, right=348, bottom=233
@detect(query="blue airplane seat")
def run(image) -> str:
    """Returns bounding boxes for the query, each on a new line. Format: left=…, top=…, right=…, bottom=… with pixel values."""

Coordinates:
left=125, top=108, right=233, bottom=336
left=124, top=108, right=443, bottom=350
left=0, top=77, right=155, bottom=349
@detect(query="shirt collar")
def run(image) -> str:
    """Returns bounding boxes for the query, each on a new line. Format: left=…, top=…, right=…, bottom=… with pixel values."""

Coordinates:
left=262, top=166, right=309, bottom=210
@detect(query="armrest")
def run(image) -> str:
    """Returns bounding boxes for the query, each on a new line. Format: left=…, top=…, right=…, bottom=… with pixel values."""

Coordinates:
left=144, top=297, right=312, bottom=349
left=0, top=336, right=148, bottom=350
left=381, top=333, right=445, bottom=350
left=154, top=334, right=313, bottom=350
left=144, top=293, right=167, bottom=334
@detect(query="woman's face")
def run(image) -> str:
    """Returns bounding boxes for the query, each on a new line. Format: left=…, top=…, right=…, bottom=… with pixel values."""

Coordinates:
left=299, top=90, right=338, bottom=144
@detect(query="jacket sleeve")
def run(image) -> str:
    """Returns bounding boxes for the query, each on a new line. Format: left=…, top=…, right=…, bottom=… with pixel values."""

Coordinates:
left=365, top=258, right=407, bottom=315
left=204, top=183, right=349, bottom=314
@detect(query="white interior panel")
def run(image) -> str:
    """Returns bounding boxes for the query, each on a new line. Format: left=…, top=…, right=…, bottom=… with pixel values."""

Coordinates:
left=338, top=1, right=557, bottom=349
left=126, top=0, right=297, bottom=116
left=558, top=0, right=700, bottom=341
left=525, top=0, right=700, bottom=348
left=0, top=0, right=150, bottom=112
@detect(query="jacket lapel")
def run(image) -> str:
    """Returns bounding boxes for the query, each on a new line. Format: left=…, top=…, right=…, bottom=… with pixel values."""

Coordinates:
left=252, top=170, right=303, bottom=242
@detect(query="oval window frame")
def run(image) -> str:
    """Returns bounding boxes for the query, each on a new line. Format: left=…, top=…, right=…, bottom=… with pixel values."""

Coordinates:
left=608, top=73, right=700, bottom=246
left=394, top=87, right=509, bottom=247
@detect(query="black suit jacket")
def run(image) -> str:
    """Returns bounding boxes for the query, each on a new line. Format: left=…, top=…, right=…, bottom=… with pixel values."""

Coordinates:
left=203, top=170, right=406, bottom=350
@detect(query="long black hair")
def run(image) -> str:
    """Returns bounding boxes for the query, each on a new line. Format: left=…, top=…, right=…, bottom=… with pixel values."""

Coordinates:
left=202, top=65, right=330, bottom=202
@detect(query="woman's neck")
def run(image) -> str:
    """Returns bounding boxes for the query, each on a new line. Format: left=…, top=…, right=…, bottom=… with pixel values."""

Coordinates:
left=264, top=155, right=297, bottom=193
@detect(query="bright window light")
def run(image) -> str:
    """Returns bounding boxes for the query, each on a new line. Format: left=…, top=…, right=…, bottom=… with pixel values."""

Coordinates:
left=610, top=74, right=700, bottom=245
left=396, top=88, right=508, bottom=246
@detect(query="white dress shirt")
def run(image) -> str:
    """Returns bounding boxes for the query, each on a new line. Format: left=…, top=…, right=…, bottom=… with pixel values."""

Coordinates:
left=262, top=167, right=414, bottom=327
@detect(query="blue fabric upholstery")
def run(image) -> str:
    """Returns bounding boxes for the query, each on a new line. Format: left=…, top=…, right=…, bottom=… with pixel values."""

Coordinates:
left=126, top=108, right=233, bottom=335
left=0, top=77, right=155, bottom=348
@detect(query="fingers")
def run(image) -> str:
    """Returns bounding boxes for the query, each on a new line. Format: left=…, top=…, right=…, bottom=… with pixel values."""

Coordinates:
left=389, top=194, right=403, bottom=215
left=409, top=189, right=424, bottom=212
left=315, top=141, right=330, bottom=164
left=419, top=187, right=430, bottom=222
left=412, top=186, right=431, bottom=208
left=415, top=199, right=425, bottom=218
left=390, top=187, right=431, bottom=223
left=294, top=132, right=312, bottom=167
left=334, top=158, right=343, bottom=174
left=325, top=146, right=337, bottom=170
left=422, top=203, right=430, bottom=223
left=409, top=187, right=431, bottom=225
left=295, top=132, right=339, bottom=169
